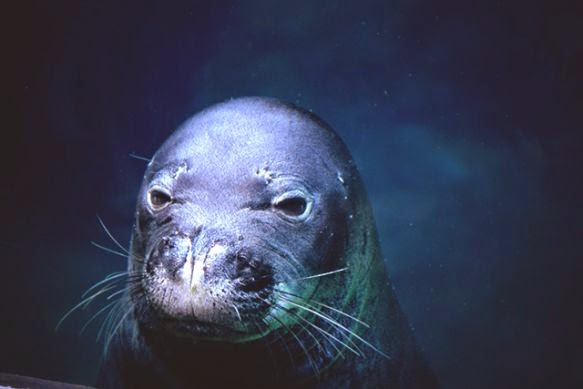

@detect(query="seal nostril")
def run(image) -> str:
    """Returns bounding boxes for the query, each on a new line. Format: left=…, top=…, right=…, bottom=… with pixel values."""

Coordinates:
left=236, top=255, right=274, bottom=293
left=161, top=237, right=171, bottom=249
left=240, top=272, right=274, bottom=293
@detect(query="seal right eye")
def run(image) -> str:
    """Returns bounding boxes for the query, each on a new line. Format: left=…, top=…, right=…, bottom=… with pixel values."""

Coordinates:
left=148, top=188, right=172, bottom=211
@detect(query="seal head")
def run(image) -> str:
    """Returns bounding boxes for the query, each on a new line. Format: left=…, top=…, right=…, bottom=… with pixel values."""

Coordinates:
left=132, top=98, right=351, bottom=343
left=98, top=97, right=438, bottom=388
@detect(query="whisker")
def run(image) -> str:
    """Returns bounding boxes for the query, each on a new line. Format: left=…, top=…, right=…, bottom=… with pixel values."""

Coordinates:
left=96, top=215, right=130, bottom=255
left=98, top=297, right=129, bottom=343
left=292, top=267, right=348, bottom=281
left=107, top=288, right=128, bottom=301
left=279, top=296, right=389, bottom=359
left=103, top=305, right=133, bottom=357
left=82, top=272, right=127, bottom=298
left=259, top=316, right=290, bottom=352
left=232, top=304, right=242, bottom=322
left=56, top=284, right=119, bottom=331
left=90, top=241, right=128, bottom=259
left=129, top=153, right=152, bottom=163
left=274, top=302, right=361, bottom=357
left=278, top=296, right=363, bottom=355
left=275, top=288, right=370, bottom=328
left=263, top=305, right=320, bottom=377
left=79, top=300, right=118, bottom=335
left=270, top=306, right=327, bottom=357
left=311, top=301, right=370, bottom=329
left=98, top=299, right=124, bottom=342
left=273, top=292, right=359, bottom=358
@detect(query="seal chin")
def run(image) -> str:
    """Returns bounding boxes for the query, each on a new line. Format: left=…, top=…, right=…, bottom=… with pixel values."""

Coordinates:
left=140, top=280, right=275, bottom=341
left=147, top=315, right=253, bottom=342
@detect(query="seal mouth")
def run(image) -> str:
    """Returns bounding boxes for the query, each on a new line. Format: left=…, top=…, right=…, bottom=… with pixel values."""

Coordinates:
left=155, top=315, right=250, bottom=340
left=141, top=287, right=277, bottom=342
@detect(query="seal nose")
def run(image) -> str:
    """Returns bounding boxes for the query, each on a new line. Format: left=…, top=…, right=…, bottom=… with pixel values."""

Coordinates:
left=154, top=235, right=191, bottom=277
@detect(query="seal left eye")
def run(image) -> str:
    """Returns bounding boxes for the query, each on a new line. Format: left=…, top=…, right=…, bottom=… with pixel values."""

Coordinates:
left=275, top=197, right=307, bottom=216
left=148, top=188, right=172, bottom=211
left=272, top=190, right=313, bottom=221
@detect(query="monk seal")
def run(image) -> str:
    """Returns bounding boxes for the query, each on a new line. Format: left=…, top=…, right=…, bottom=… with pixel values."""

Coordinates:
left=96, top=97, right=438, bottom=388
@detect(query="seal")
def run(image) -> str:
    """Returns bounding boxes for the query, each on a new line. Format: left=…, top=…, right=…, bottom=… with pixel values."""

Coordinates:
left=96, top=97, right=438, bottom=388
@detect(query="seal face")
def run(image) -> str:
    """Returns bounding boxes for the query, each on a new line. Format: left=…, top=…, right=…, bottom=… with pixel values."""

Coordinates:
left=131, top=99, right=349, bottom=344
left=97, top=97, right=438, bottom=388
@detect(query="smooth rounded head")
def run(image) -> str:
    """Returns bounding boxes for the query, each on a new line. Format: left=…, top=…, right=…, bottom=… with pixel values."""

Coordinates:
left=130, top=97, right=360, bottom=341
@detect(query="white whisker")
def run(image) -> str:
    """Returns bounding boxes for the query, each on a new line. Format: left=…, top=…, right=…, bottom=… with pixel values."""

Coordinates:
left=280, top=296, right=389, bottom=359
left=293, top=267, right=348, bottom=281
left=91, top=241, right=128, bottom=259
left=129, top=153, right=152, bottom=163
left=96, top=215, right=130, bottom=255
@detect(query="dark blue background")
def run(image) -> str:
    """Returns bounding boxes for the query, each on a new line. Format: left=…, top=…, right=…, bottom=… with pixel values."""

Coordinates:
left=4, top=1, right=582, bottom=388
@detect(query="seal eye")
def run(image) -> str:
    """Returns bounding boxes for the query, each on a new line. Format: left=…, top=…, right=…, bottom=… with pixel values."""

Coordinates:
left=148, top=188, right=172, bottom=211
left=276, top=197, right=306, bottom=216
left=273, top=191, right=313, bottom=221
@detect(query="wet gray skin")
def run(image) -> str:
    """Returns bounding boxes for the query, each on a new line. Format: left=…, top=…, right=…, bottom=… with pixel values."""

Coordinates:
left=97, top=97, right=438, bottom=388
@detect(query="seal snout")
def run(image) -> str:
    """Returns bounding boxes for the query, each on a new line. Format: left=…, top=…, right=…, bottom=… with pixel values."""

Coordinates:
left=146, top=229, right=275, bottom=297
left=149, top=234, right=192, bottom=279
left=142, top=228, right=277, bottom=333
left=199, top=240, right=275, bottom=294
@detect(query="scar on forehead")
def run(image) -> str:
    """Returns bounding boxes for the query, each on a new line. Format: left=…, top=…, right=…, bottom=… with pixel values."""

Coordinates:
left=254, top=162, right=276, bottom=184
left=171, top=162, right=190, bottom=179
